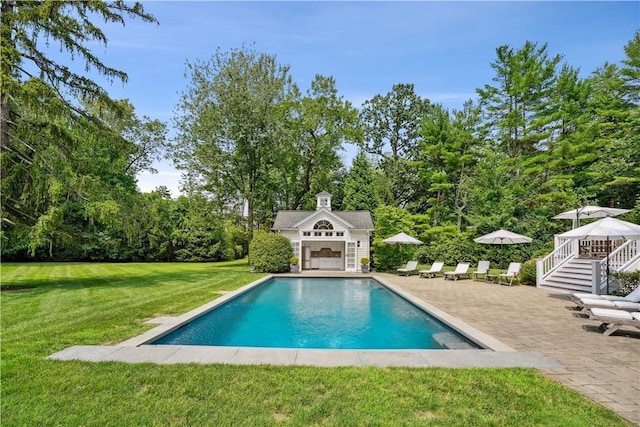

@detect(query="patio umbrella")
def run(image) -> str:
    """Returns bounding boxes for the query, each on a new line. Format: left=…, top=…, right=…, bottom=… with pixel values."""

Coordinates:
left=383, top=232, right=422, bottom=264
left=382, top=232, right=423, bottom=245
left=473, top=229, right=532, bottom=272
left=553, top=205, right=631, bottom=229
left=558, top=217, right=640, bottom=292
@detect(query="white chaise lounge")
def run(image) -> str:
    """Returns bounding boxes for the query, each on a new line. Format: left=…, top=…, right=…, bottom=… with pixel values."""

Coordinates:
left=472, top=260, right=490, bottom=280
left=569, top=286, right=640, bottom=304
left=586, top=308, right=640, bottom=336
left=397, top=261, right=419, bottom=276
left=443, top=263, right=471, bottom=281
left=576, top=298, right=640, bottom=312
left=419, top=261, right=444, bottom=278
left=497, top=262, right=521, bottom=286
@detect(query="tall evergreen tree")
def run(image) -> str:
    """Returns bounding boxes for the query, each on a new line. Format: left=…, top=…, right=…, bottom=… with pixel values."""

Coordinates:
left=418, top=101, right=481, bottom=228
left=1, top=1, right=159, bottom=256
left=583, top=61, right=639, bottom=208
left=477, top=41, right=563, bottom=158
left=1, top=1, right=157, bottom=165
left=342, top=151, right=382, bottom=212
left=360, top=83, right=430, bottom=207
left=530, top=65, right=592, bottom=211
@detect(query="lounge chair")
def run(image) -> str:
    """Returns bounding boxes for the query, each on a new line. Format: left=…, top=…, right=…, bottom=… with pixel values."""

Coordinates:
left=586, top=308, right=640, bottom=336
left=576, top=298, right=640, bottom=312
left=443, top=263, right=471, bottom=281
left=472, top=261, right=490, bottom=280
left=418, top=261, right=444, bottom=278
left=568, top=286, right=640, bottom=304
left=397, top=261, right=418, bottom=276
left=419, top=261, right=444, bottom=278
left=498, top=262, right=521, bottom=286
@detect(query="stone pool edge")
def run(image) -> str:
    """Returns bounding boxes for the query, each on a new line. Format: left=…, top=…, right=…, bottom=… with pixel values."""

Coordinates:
left=47, top=274, right=562, bottom=368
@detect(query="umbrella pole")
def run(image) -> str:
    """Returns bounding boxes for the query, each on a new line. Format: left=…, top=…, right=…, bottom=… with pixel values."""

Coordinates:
left=606, top=235, right=610, bottom=294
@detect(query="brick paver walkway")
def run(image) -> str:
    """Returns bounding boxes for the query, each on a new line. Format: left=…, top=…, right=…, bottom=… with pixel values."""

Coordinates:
left=376, top=273, right=640, bottom=424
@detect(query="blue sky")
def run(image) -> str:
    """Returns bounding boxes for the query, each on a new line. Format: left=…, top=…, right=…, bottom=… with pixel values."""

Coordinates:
left=83, top=1, right=639, bottom=196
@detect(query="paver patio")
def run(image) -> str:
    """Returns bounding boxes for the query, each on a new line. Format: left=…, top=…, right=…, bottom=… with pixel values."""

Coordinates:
left=376, top=272, right=640, bottom=425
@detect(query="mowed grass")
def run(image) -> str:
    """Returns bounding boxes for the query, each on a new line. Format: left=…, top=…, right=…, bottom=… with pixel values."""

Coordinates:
left=1, top=261, right=632, bottom=426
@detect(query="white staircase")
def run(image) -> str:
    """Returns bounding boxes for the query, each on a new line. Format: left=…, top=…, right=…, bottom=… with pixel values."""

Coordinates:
left=537, top=239, right=640, bottom=295
left=540, top=258, right=594, bottom=293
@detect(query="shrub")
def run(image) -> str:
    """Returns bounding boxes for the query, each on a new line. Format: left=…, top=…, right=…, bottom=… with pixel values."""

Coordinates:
left=519, top=259, right=537, bottom=285
left=612, top=270, right=640, bottom=295
left=371, top=205, right=421, bottom=271
left=413, top=246, right=431, bottom=264
left=248, top=231, right=293, bottom=273
left=419, top=232, right=480, bottom=265
left=371, top=241, right=405, bottom=271
left=360, top=257, right=369, bottom=265
left=289, top=257, right=299, bottom=265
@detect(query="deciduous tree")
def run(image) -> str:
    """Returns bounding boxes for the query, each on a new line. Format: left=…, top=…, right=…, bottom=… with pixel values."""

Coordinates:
left=173, top=46, right=295, bottom=242
left=276, top=75, right=360, bottom=211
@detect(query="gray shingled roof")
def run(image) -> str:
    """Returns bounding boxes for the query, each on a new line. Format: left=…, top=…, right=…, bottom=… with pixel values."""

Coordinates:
left=272, top=210, right=374, bottom=230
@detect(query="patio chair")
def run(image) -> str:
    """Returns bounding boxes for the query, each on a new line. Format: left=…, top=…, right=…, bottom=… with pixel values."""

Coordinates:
left=472, top=260, right=490, bottom=280
left=498, top=262, right=521, bottom=286
left=576, top=297, right=640, bottom=312
left=419, top=261, right=444, bottom=278
left=568, top=286, right=640, bottom=304
left=586, top=308, right=640, bottom=336
left=397, top=260, right=419, bottom=276
left=443, top=263, right=471, bottom=281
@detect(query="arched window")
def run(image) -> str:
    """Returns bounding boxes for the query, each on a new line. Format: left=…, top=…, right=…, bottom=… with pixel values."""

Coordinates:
left=313, top=220, right=333, bottom=230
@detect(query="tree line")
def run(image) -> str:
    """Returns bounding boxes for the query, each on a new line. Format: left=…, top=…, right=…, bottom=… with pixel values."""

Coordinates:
left=1, top=2, right=638, bottom=265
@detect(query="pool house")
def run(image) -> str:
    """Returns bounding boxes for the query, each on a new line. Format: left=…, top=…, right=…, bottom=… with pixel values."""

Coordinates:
left=272, top=192, right=374, bottom=272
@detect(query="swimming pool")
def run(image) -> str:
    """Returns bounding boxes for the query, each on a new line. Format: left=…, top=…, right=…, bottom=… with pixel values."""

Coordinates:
left=150, top=277, right=480, bottom=350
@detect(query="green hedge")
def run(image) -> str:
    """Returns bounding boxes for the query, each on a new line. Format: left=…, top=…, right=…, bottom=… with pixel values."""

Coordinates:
left=248, top=231, right=293, bottom=273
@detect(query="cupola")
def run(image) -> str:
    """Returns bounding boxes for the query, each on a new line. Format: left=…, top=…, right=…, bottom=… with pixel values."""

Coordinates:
left=316, top=191, right=332, bottom=211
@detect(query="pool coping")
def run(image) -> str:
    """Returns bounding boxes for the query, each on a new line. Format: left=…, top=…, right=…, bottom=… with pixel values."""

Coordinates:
left=47, top=275, right=562, bottom=368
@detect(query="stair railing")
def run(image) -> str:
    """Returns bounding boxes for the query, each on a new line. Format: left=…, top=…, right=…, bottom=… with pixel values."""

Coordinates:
left=536, top=238, right=577, bottom=287
left=595, top=240, right=640, bottom=293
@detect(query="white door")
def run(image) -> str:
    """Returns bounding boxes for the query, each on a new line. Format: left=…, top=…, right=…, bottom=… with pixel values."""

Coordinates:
left=345, top=241, right=357, bottom=272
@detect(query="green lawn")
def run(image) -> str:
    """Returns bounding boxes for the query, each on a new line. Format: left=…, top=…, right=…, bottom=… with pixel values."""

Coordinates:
left=1, top=261, right=632, bottom=426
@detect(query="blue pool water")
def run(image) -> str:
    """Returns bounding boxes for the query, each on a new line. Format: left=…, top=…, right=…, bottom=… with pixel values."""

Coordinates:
left=151, top=277, right=480, bottom=349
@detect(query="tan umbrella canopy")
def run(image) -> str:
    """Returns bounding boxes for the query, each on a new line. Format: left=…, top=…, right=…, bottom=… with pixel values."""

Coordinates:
left=473, top=229, right=533, bottom=245
left=553, top=205, right=631, bottom=228
left=557, top=217, right=640, bottom=240
left=382, top=232, right=423, bottom=245
left=383, top=232, right=422, bottom=264
left=474, top=229, right=532, bottom=272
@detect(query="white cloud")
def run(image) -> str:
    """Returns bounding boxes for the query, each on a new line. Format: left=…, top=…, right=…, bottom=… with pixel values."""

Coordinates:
left=136, top=169, right=183, bottom=198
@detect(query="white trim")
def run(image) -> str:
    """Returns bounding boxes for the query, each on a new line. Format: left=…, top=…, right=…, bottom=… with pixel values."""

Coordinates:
left=292, top=209, right=355, bottom=229
left=345, top=241, right=357, bottom=272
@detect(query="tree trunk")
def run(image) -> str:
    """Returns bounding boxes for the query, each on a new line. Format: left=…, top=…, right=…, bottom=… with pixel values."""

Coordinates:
left=247, top=193, right=254, bottom=243
left=455, top=166, right=467, bottom=232
left=0, top=1, right=15, bottom=160
left=432, top=190, right=443, bottom=227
